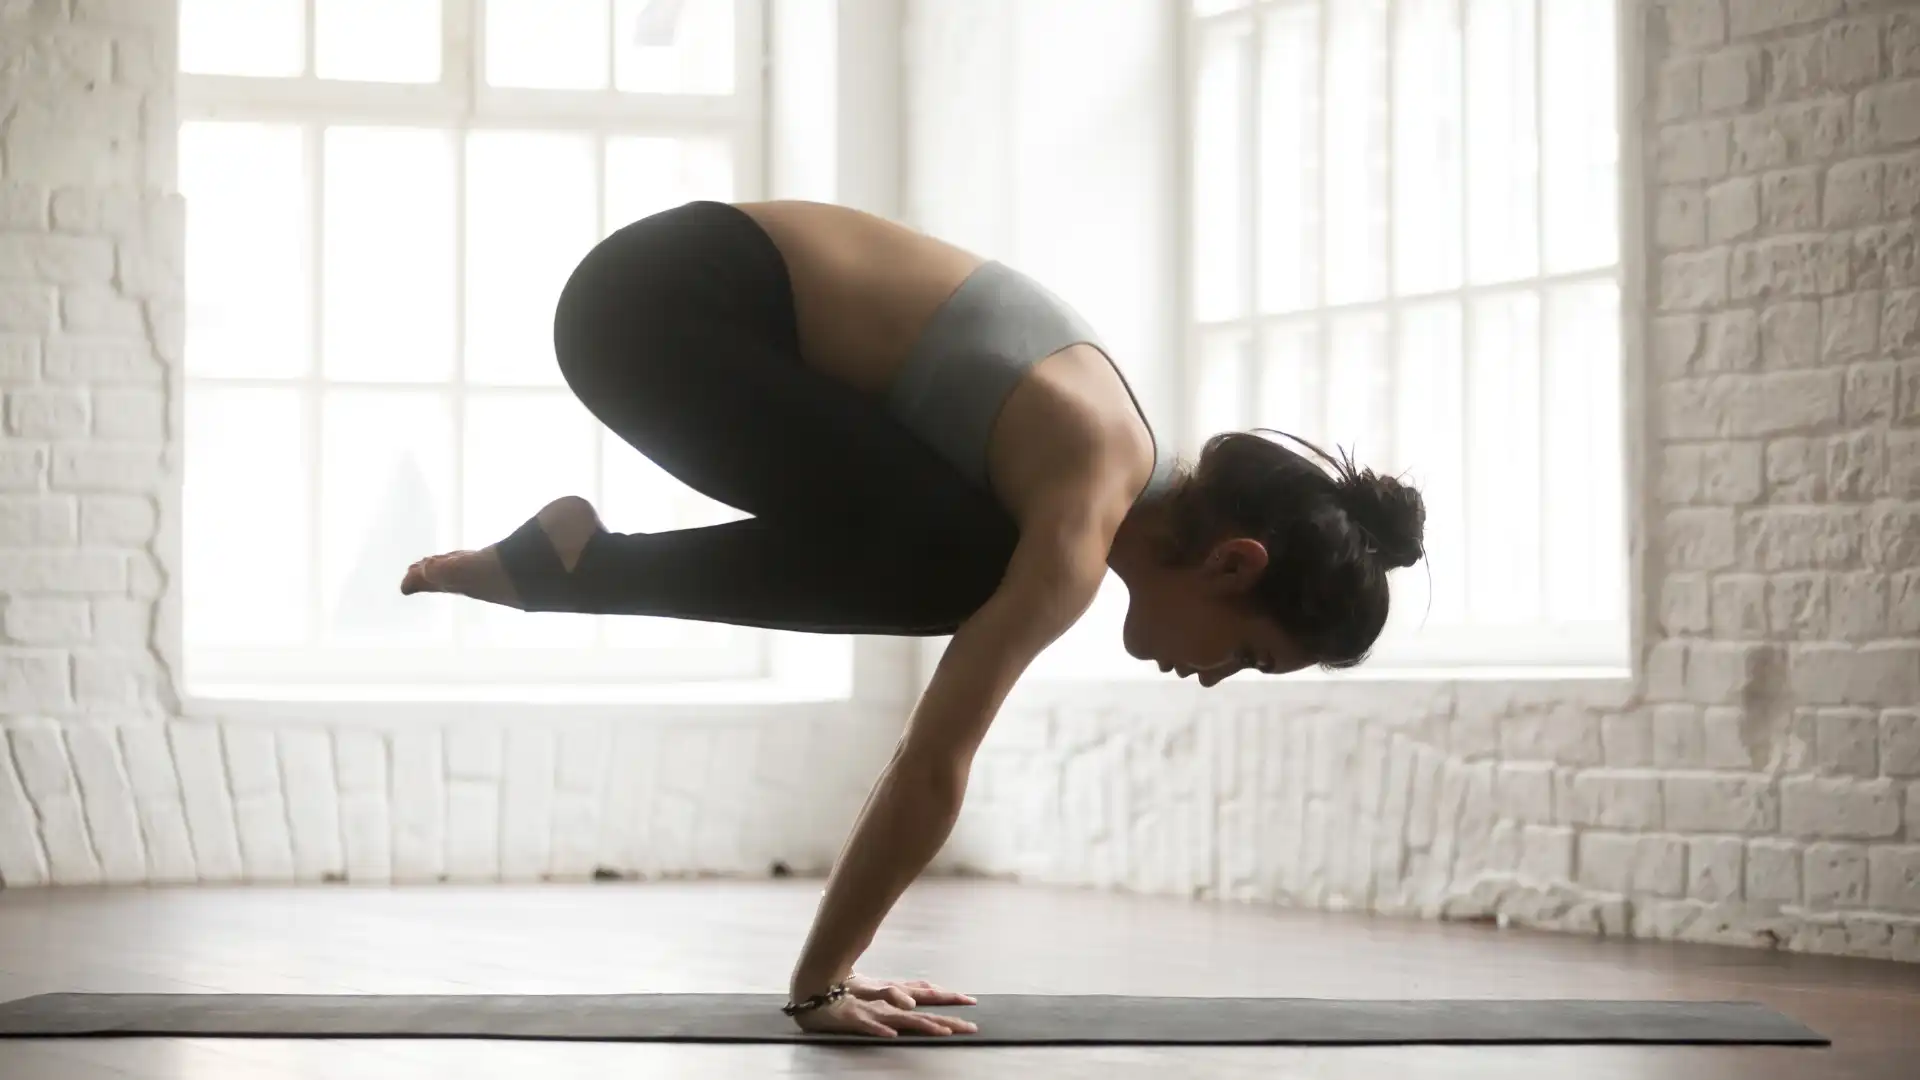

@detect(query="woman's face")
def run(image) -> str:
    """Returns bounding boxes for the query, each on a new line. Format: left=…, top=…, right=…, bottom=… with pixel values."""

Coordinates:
left=1119, top=536, right=1310, bottom=686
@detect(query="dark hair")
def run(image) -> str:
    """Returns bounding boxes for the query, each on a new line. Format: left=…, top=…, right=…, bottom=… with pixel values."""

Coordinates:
left=1160, top=429, right=1426, bottom=669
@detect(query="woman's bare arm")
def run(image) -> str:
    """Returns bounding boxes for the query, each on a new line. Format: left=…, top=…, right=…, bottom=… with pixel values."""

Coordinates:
left=785, top=497, right=1115, bottom=1001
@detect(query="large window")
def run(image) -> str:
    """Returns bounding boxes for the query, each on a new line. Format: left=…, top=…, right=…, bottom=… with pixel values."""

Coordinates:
left=177, top=0, right=767, bottom=691
left=1184, top=0, right=1628, bottom=670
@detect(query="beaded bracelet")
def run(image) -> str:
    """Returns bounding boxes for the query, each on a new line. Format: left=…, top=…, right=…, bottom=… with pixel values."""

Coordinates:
left=781, top=980, right=850, bottom=1016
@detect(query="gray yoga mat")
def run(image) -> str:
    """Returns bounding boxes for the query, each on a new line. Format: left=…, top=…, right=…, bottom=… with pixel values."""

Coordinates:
left=0, top=993, right=1828, bottom=1046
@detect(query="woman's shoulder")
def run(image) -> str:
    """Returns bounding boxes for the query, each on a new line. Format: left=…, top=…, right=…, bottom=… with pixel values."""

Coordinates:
left=991, top=346, right=1159, bottom=513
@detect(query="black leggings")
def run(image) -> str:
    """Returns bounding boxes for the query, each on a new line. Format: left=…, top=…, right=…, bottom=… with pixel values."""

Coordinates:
left=504, top=201, right=1020, bottom=635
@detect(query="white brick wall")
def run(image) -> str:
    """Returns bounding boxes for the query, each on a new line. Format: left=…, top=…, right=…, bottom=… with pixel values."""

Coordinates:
left=0, top=0, right=892, bottom=893
left=910, top=0, right=1920, bottom=964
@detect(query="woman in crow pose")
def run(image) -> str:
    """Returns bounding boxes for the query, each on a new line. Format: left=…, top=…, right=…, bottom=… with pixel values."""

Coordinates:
left=401, top=199, right=1425, bottom=1038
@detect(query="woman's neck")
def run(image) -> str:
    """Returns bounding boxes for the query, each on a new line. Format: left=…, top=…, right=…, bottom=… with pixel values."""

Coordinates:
left=1107, top=495, right=1173, bottom=584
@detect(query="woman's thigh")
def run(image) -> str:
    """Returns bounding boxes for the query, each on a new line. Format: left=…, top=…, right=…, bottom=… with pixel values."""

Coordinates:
left=554, top=200, right=1017, bottom=551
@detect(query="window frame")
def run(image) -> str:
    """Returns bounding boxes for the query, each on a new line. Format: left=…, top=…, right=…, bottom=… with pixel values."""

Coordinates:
left=175, top=0, right=781, bottom=692
left=1173, top=0, right=1634, bottom=676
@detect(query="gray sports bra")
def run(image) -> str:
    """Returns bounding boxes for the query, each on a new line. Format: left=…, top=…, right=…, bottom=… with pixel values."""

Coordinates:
left=884, top=260, right=1178, bottom=505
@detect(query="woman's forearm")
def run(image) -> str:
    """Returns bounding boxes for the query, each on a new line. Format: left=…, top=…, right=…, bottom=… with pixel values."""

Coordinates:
left=788, top=753, right=966, bottom=997
left=782, top=518, right=1110, bottom=1002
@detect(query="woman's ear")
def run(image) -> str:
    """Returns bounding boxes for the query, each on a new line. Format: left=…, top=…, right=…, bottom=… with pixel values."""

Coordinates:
left=1204, top=537, right=1269, bottom=592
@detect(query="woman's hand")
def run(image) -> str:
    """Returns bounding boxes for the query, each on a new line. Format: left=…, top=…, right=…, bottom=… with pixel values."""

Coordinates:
left=788, top=977, right=979, bottom=1038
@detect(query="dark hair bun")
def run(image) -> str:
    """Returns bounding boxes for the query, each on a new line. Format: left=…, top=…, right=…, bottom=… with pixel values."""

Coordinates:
left=1336, top=468, right=1426, bottom=570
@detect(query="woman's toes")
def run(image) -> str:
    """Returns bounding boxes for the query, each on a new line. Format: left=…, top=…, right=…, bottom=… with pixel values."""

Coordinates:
left=399, top=559, right=435, bottom=595
left=400, top=553, right=469, bottom=596
left=428, top=553, right=472, bottom=589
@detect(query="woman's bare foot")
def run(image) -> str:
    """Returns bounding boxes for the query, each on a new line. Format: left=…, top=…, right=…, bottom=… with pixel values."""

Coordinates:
left=399, top=495, right=605, bottom=609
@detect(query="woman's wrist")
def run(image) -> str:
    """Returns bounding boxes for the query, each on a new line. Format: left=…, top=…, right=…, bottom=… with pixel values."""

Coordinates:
left=781, top=979, right=849, bottom=1017
left=788, top=965, right=852, bottom=1002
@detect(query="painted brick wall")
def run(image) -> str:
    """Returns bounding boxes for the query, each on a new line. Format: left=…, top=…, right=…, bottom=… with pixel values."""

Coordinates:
left=914, top=0, right=1920, bottom=963
left=0, top=0, right=894, bottom=889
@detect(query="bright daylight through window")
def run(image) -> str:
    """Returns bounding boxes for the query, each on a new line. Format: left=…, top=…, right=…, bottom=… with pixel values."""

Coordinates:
left=176, top=0, right=764, bottom=692
left=1185, top=0, right=1629, bottom=672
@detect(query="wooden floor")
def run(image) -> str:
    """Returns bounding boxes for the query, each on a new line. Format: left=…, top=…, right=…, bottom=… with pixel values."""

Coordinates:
left=0, top=879, right=1915, bottom=1078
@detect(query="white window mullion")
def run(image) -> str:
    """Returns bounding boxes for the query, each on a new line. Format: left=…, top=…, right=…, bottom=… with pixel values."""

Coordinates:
left=606, top=0, right=620, bottom=98
left=1455, top=0, right=1475, bottom=636
left=1533, top=0, right=1551, bottom=625
left=735, top=0, right=768, bottom=199
left=1175, top=3, right=1197, bottom=455
left=303, top=0, right=318, bottom=77
left=445, top=0, right=473, bottom=96
left=1195, top=265, right=1611, bottom=331
left=464, top=0, right=487, bottom=99
left=1243, top=3, right=1262, bottom=431
left=304, top=120, right=325, bottom=651
left=181, top=79, right=740, bottom=132
left=1313, top=0, right=1331, bottom=447
left=591, top=128, right=609, bottom=651
left=449, top=0, right=475, bottom=652
left=181, top=76, right=465, bottom=124
left=301, top=0, right=324, bottom=666
left=1381, top=0, right=1398, bottom=470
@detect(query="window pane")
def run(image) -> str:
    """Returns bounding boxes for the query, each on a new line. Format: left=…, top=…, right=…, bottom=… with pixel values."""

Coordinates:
left=319, top=389, right=456, bottom=646
left=604, top=136, right=734, bottom=234
left=180, top=0, right=304, bottom=77
left=317, top=0, right=442, bottom=83
left=1466, top=290, right=1541, bottom=625
left=597, top=432, right=685, bottom=536
left=324, top=127, right=457, bottom=382
left=1257, top=3, right=1320, bottom=315
left=1192, top=329, right=1252, bottom=453
left=184, top=387, right=310, bottom=649
left=465, top=132, right=598, bottom=387
left=601, top=606, right=744, bottom=650
left=615, top=0, right=734, bottom=94
left=1392, top=300, right=1465, bottom=627
left=1256, top=320, right=1322, bottom=445
left=598, top=431, right=746, bottom=535
left=1326, top=312, right=1390, bottom=465
left=486, top=0, right=611, bottom=89
left=460, top=392, right=599, bottom=648
left=598, top=428, right=747, bottom=650
left=1465, top=0, right=1539, bottom=285
left=1541, top=0, right=1619, bottom=273
left=1324, top=0, right=1389, bottom=306
left=1542, top=279, right=1623, bottom=623
left=180, top=122, right=309, bottom=380
left=1192, top=22, right=1251, bottom=324
left=1030, top=571, right=1130, bottom=679
left=1393, top=0, right=1464, bottom=296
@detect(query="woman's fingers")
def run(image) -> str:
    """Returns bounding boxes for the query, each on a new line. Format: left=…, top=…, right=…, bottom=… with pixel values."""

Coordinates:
left=903, top=980, right=976, bottom=1006
left=845, top=976, right=916, bottom=1010
left=878, top=1004, right=977, bottom=1036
